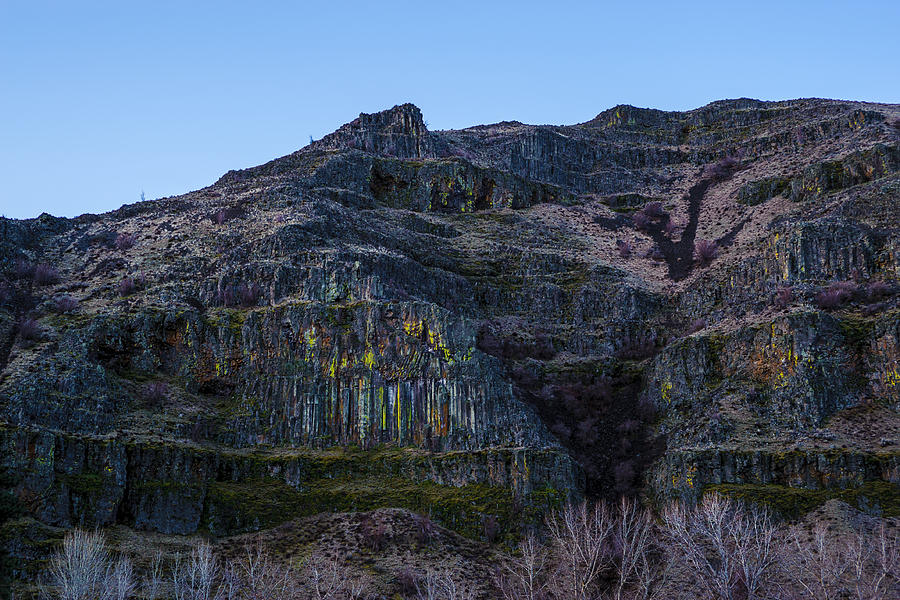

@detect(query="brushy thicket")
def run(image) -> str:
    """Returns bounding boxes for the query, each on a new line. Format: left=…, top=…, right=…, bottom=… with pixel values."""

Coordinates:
left=815, top=280, right=856, bottom=309
left=38, top=494, right=898, bottom=600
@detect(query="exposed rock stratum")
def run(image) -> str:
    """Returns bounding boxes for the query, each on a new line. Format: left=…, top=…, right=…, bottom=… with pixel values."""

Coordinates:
left=1, top=98, right=899, bottom=579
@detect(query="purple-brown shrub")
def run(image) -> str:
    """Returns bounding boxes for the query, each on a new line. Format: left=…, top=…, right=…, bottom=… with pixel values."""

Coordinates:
left=632, top=212, right=650, bottom=231
left=866, top=280, right=890, bottom=301
left=815, top=280, right=856, bottom=309
left=118, top=278, right=136, bottom=296
left=13, top=259, right=34, bottom=280
left=115, top=232, right=136, bottom=251
left=687, top=318, right=706, bottom=334
left=142, top=382, right=169, bottom=407
left=773, top=286, right=794, bottom=309
left=54, top=296, right=79, bottom=314
left=33, top=263, right=60, bottom=286
left=220, top=282, right=263, bottom=307
left=359, top=516, right=388, bottom=552
left=17, top=317, right=41, bottom=342
left=702, top=154, right=742, bottom=181
left=643, top=201, right=666, bottom=218
left=694, top=239, right=718, bottom=265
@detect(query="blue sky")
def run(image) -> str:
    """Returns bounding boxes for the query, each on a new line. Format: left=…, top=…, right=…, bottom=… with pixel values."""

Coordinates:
left=2, top=0, right=898, bottom=219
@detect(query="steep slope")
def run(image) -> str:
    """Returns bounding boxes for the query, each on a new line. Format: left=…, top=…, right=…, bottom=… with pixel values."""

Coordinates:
left=1, top=99, right=899, bottom=580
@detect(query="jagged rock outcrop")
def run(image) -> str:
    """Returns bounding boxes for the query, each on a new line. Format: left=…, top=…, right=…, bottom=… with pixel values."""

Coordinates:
left=1, top=98, right=899, bottom=579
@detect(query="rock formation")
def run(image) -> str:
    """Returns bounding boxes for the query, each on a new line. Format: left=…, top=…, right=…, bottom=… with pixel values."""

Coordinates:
left=1, top=98, right=898, bottom=583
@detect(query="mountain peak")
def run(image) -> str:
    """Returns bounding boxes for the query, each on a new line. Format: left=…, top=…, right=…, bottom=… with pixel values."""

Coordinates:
left=318, top=102, right=433, bottom=158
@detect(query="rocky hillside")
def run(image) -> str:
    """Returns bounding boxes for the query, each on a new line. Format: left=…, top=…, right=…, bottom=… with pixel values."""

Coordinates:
left=1, top=98, right=899, bottom=584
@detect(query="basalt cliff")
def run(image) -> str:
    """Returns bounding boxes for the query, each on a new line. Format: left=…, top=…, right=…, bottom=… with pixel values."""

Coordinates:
left=1, top=98, right=899, bottom=583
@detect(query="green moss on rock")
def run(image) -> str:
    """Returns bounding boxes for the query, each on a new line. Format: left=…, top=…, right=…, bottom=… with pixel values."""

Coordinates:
left=202, top=474, right=558, bottom=542
left=705, top=481, right=900, bottom=519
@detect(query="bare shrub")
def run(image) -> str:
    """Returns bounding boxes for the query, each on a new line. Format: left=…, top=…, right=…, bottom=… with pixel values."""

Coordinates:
left=476, top=322, right=555, bottom=361
left=143, top=551, right=164, bottom=600
left=413, top=513, right=436, bottom=545
left=359, top=515, right=388, bottom=552
left=784, top=521, right=899, bottom=600
left=142, top=382, right=169, bottom=407
left=212, top=207, right=245, bottom=226
left=114, top=233, right=136, bottom=252
left=661, top=493, right=778, bottom=600
left=702, top=155, right=742, bottom=181
left=219, top=283, right=262, bottom=308
left=643, top=202, right=666, bottom=218
left=118, top=278, right=136, bottom=297
left=17, top=317, right=41, bottom=342
left=610, top=498, right=656, bottom=600
left=396, top=566, right=419, bottom=597
left=664, top=219, right=677, bottom=236
left=632, top=212, right=650, bottom=231
left=13, top=258, right=35, bottom=279
left=616, top=334, right=657, bottom=360
left=108, top=557, right=136, bottom=600
left=694, top=239, right=718, bottom=265
left=54, top=296, right=79, bottom=314
left=773, top=286, right=794, bottom=309
left=301, top=555, right=368, bottom=600
left=816, top=280, right=855, bottom=309
left=415, top=568, right=476, bottom=600
left=687, top=318, right=706, bottom=335
left=483, top=514, right=500, bottom=544
left=866, top=280, right=890, bottom=301
left=34, top=263, right=60, bottom=286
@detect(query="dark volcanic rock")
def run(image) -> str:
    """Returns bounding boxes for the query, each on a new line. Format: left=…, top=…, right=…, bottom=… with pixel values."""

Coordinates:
left=1, top=98, right=899, bottom=572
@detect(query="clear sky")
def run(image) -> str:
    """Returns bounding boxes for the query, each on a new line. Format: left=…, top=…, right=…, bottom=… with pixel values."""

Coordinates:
left=2, top=0, right=898, bottom=220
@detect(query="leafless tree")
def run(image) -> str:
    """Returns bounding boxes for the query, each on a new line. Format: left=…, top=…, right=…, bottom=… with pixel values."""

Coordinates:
left=143, top=551, right=164, bottom=600
left=865, top=522, right=900, bottom=600
left=784, top=521, right=848, bottom=600
left=497, top=533, right=550, bottom=600
left=301, top=554, right=369, bottom=600
left=546, top=500, right=615, bottom=600
left=173, top=542, right=224, bottom=600
left=221, top=541, right=295, bottom=600
left=108, top=557, right=136, bottom=600
left=611, top=498, right=655, bottom=600
left=416, top=567, right=476, bottom=600
left=729, top=501, right=778, bottom=600
left=661, top=493, right=778, bottom=600
left=44, top=529, right=112, bottom=600
left=786, top=521, right=899, bottom=600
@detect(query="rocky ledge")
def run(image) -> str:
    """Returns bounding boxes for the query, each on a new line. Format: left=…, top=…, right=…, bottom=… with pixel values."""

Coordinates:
left=1, top=98, right=899, bottom=579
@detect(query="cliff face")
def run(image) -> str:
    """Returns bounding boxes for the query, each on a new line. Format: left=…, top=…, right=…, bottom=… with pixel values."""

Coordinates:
left=1, top=99, right=899, bottom=565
